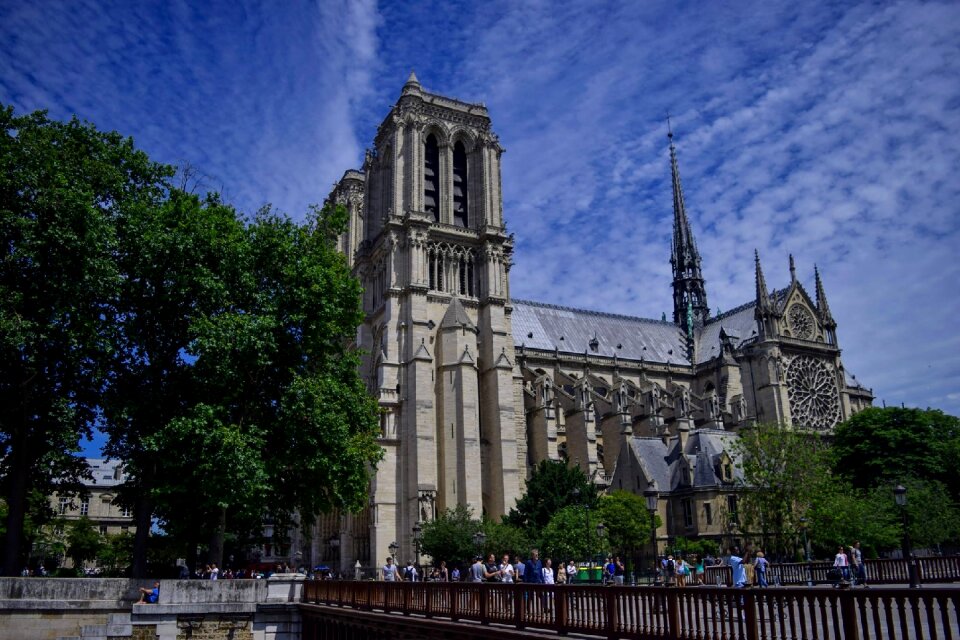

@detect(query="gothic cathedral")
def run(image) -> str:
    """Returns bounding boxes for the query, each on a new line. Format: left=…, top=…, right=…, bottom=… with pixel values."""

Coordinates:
left=320, top=75, right=873, bottom=570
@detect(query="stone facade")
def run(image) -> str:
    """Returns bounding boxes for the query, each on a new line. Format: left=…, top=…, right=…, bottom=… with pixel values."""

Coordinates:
left=47, top=458, right=136, bottom=569
left=320, top=76, right=873, bottom=569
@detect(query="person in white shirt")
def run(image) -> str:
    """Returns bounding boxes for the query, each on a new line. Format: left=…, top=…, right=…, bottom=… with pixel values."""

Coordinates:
left=834, top=546, right=850, bottom=581
left=500, top=554, right=515, bottom=583
left=382, top=557, right=399, bottom=581
left=542, top=558, right=555, bottom=584
left=565, top=560, right=577, bottom=584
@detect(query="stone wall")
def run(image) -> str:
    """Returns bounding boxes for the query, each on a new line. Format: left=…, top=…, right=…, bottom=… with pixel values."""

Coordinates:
left=0, top=576, right=303, bottom=640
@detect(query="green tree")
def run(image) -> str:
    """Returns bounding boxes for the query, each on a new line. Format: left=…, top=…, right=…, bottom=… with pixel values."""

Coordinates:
left=66, top=517, right=102, bottom=569
left=832, top=407, right=960, bottom=499
left=597, top=490, right=656, bottom=569
left=0, top=105, right=171, bottom=574
left=538, top=505, right=591, bottom=564
left=420, top=505, right=480, bottom=569
left=97, top=532, right=134, bottom=574
left=506, top=460, right=597, bottom=536
left=807, top=478, right=900, bottom=557
left=732, top=422, right=831, bottom=558
left=481, top=518, right=529, bottom=562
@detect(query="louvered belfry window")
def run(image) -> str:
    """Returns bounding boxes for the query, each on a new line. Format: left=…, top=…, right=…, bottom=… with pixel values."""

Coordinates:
left=453, top=141, right=468, bottom=227
left=424, top=134, right=440, bottom=221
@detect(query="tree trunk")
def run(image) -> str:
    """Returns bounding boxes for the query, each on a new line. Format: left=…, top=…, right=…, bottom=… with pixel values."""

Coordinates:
left=208, top=507, right=226, bottom=567
left=131, top=486, right=153, bottom=578
left=2, top=435, right=30, bottom=576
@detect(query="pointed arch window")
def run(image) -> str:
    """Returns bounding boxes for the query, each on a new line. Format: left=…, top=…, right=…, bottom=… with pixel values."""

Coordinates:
left=424, top=134, right=440, bottom=221
left=452, top=141, right=468, bottom=227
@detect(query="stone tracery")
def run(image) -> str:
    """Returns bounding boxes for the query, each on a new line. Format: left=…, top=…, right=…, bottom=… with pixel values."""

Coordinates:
left=786, top=355, right=841, bottom=430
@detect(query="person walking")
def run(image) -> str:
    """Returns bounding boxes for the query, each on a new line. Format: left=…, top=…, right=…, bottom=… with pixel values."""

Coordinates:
left=695, top=555, right=706, bottom=585
left=834, top=546, right=850, bottom=583
left=851, top=541, right=868, bottom=587
left=524, top=549, right=544, bottom=583
left=613, top=556, right=625, bottom=585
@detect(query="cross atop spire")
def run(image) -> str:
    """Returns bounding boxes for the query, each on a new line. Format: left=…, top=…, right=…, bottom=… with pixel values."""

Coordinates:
left=668, top=126, right=709, bottom=328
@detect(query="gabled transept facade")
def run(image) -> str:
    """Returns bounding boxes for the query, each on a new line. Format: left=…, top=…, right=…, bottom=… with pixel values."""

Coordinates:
left=319, top=76, right=873, bottom=569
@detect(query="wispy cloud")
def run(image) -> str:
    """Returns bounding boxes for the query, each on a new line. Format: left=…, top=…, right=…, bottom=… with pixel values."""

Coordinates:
left=2, top=0, right=958, bottom=418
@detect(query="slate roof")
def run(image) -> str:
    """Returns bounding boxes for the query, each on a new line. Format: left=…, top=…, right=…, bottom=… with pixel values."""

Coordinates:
left=85, top=458, right=127, bottom=487
left=512, top=300, right=689, bottom=366
left=695, top=302, right=758, bottom=364
left=628, top=430, right=742, bottom=492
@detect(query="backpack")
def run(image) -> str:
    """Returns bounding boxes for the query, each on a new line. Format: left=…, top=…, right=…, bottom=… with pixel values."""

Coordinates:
left=666, top=559, right=675, bottom=572
left=404, top=567, right=414, bottom=580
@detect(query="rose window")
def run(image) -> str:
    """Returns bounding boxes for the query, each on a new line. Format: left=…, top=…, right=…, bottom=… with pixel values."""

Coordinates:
left=788, top=304, right=815, bottom=340
left=786, top=356, right=840, bottom=430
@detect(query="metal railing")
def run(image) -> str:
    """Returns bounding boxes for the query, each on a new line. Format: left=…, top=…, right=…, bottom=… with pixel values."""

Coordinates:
left=302, top=580, right=960, bottom=639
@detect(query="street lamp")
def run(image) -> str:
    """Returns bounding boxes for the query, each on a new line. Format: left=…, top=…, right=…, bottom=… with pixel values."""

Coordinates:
left=644, top=488, right=659, bottom=585
left=799, top=517, right=813, bottom=586
left=596, top=523, right=606, bottom=581
left=894, top=484, right=920, bottom=588
left=412, top=523, right=423, bottom=569
left=573, top=487, right=593, bottom=580
left=388, top=540, right=399, bottom=562
left=472, top=531, right=486, bottom=558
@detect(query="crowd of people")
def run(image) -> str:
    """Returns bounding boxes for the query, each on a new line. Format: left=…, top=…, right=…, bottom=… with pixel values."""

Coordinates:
left=381, top=550, right=628, bottom=584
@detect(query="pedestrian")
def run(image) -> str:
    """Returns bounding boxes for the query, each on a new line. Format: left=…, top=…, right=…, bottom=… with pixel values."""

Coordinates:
left=402, top=560, right=418, bottom=582
left=754, top=551, right=769, bottom=587
left=514, top=554, right=526, bottom=582
left=451, top=565, right=461, bottom=581
left=209, top=563, right=219, bottom=580
left=604, top=557, right=616, bottom=585
left=851, top=541, right=868, bottom=587
left=695, top=555, right=706, bottom=585
left=483, top=553, right=501, bottom=582
left=728, top=548, right=749, bottom=588
left=382, top=557, right=399, bottom=582
left=438, top=560, right=449, bottom=582
left=664, top=555, right=677, bottom=586
left=565, top=560, right=577, bottom=584
left=834, top=546, right=849, bottom=582
left=500, top=554, right=515, bottom=583
left=470, top=556, right=485, bottom=583
left=542, top=558, right=555, bottom=584
left=613, top=556, right=625, bottom=585
left=555, top=561, right=567, bottom=584
left=524, top=549, right=544, bottom=583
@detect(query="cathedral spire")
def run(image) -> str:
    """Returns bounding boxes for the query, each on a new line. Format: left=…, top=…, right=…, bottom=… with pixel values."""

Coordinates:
left=754, top=250, right=772, bottom=312
left=789, top=254, right=797, bottom=283
left=668, top=124, right=709, bottom=328
left=814, top=265, right=836, bottom=327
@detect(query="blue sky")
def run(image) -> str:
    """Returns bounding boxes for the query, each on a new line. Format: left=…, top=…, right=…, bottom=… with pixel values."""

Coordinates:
left=2, top=0, right=959, bottom=456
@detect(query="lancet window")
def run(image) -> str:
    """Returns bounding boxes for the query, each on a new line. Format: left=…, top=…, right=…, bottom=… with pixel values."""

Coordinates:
left=453, top=141, right=469, bottom=227
left=424, top=134, right=440, bottom=221
left=428, top=242, right=476, bottom=296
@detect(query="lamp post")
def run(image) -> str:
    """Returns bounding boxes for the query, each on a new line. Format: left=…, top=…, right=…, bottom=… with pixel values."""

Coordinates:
left=573, top=487, right=593, bottom=581
left=472, top=531, right=486, bottom=559
left=412, top=523, right=423, bottom=571
left=644, top=488, right=659, bottom=585
left=894, top=484, right=920, bottom=588
left=596, top=522, right=606, bottom=582
left=799, top=517, right=813, bottom=587
left=388, top=540, right=399, bottom=563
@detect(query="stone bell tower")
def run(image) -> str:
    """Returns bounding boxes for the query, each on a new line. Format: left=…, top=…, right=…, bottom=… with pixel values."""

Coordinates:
left=328, top=72, right=522, bottom=568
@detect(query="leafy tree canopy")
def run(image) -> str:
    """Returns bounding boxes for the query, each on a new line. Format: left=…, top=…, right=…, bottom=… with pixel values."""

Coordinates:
left=506, top=460, right=597, bottom=535
left=832, top=407, right=960, bottom=499
left=0, top=104, right=171, bottom=574
left=66, top=517, right=102, bottom=568
left=596, top=490, right=655, bottom=559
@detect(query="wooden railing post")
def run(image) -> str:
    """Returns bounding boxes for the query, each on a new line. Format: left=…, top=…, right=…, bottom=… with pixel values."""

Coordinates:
left=403, top=582, right=410, bottom=615
left=450, top=583, right=459, bottom=621
left=839, top=588, right=861, bottom=640
left=479, top=584, right=489, bottom=624
left=514, top=583, right=524, bottom=629
left=666, top=588, right=680, bottom=640
left=555, top=585, right=568, bottom=636
left=743, top=589, right=759, bottom=640
left=605, top=587, right=618, bottom=639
